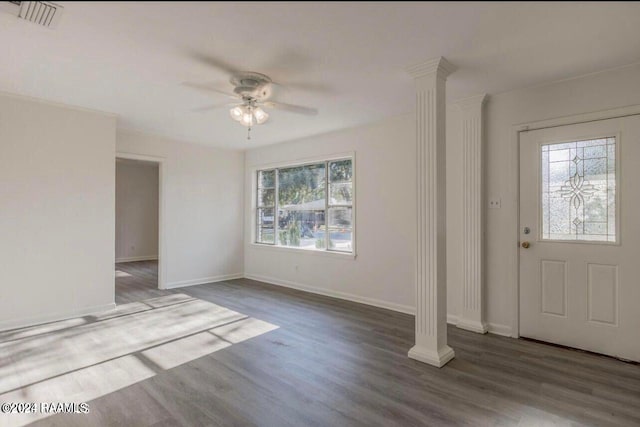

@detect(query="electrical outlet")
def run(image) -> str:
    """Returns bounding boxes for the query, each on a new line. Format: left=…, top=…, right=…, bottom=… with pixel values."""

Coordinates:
left=489, top=198, right=501, bottom=209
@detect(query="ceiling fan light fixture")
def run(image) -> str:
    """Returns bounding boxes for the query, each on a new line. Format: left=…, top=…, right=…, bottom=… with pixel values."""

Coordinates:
left=240, top=110, right=254, bottom=127
left=254, top=107, right=269, bottom=124
left=186, top=69, right=317, bottom=140
left=229, top=106, right=244, bottom=122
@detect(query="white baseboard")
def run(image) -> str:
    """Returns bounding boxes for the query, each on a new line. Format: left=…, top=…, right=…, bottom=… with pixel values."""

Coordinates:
left=115, top=255, right=158, bottom=263
left=164, top=273, right=244, bottom=289
left=245, top=275, right=515, bottom=338
left=0, top=302, right=116, bottom=332
left=486, top=323, right=513, bottom=337
left=456, top=318, right=488, bottom=334
left=447, top=314, right=513, bottom=337
left=244, top=273, right=416, bottom=315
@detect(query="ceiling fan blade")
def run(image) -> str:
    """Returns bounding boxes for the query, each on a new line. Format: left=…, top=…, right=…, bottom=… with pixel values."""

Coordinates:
left=262, top=101, right=318, bottom=116
left=182, top=82, right=238, bottom=99
left=191, top=103, right=239, bottom=113
left=188, top=52, right=241, bottom=76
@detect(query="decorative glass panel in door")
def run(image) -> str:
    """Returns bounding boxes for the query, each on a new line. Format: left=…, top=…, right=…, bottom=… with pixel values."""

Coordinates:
left=540, top=137, right=617, bottom=242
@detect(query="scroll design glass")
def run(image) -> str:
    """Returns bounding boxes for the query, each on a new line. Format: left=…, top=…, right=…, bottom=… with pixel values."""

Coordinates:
left=541, top=137, right=616, bottom=242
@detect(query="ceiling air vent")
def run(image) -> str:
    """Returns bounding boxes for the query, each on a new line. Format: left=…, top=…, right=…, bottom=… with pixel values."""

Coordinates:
left=0, top=1, right=63, bottom=28
left=19, top=1, right=63, bottom=28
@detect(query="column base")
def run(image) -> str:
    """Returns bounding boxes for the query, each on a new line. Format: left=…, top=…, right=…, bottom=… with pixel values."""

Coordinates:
left=456, top=318, right=488, bottom=334
left=408, top=344, right=455, bottom=368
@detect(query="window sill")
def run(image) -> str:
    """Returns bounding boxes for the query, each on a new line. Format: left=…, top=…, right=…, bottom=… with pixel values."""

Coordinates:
left=249, top=243, right=357, bottom=260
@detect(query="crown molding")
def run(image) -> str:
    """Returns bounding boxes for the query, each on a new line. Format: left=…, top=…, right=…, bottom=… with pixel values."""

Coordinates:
left=406, top=57, right=456, bottom=79
left=455, top=93, right=488, bottom=111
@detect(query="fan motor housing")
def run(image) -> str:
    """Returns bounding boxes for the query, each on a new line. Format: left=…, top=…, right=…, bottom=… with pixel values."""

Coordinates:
left=230, top=72, right=272, bottom=99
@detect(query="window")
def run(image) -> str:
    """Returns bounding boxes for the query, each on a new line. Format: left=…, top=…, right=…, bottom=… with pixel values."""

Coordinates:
left=541, top=137, right=617, bottom=242
left=255, top=158, right=353, bottom=253
left=256, top=170, right=275, bottom=244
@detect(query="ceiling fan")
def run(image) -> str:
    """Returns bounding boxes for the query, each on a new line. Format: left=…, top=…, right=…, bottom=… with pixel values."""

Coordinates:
left=183, top=56, right=319, bottom=140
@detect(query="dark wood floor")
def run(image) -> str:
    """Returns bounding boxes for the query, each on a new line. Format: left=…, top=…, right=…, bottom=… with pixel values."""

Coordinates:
left=115, top=259, right=163, bottom=304
left=36, top=261, right=640, bottom=426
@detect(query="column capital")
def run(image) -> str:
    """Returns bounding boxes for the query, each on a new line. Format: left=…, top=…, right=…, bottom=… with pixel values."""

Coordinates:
left=406, top=57, right=456, bottom=80
left=455, top=93, right=488, bottom=111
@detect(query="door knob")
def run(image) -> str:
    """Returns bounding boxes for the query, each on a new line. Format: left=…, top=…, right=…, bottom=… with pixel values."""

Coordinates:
left=521, top=241, right=531, bottom=249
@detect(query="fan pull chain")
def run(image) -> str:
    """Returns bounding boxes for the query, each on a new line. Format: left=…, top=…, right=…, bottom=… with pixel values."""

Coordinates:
left=247, top=125, right=251, bottom=140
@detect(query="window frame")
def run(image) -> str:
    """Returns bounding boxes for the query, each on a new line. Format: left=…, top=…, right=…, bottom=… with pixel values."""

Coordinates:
left=252, top=152, right=356, bottom=258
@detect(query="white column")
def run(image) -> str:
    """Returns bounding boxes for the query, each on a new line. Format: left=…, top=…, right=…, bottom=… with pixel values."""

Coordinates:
left=456, top=94, right=488, bottom=334
left=407, top=57, right=455, bottom=368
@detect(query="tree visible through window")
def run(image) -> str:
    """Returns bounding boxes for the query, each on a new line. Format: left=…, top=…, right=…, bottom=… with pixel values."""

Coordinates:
left=256, top=158, right=353, bottom=252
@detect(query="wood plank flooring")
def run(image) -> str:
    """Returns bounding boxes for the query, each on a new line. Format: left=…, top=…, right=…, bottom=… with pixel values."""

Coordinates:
left=22, top=261, right=640, bottom=426
left=115, top=260, right=162, bottom=304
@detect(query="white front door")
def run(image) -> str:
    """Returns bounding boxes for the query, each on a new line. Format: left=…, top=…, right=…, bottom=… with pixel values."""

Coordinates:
left=519, top=115, right=640, bottom=362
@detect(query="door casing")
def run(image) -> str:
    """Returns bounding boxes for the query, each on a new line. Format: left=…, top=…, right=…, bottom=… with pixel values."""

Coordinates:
left=116, top=151, right=167, bottom=291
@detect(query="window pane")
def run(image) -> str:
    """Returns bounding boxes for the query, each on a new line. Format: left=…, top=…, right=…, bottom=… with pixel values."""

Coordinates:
left=257, top=208, right=274, bottom=227
left=256, top=158, right=354, bottom=251
left=278, top=163, right=326, bottom=207
left=257, top=207, right=274, bottom=244
left=329, top=159, right=352, bottom=182
left=329, top=182, right=352, bottom=205
left=258, top=170, right=275, bottom=188
left=257, top=227, right=275, bottom=244
left=258, top=188, right=275, bottom=207
left=328, top=207, right=352, bottom=251
left=278, top=210, right=325, bottom=250
left=541, top=137, right=616, bottom=242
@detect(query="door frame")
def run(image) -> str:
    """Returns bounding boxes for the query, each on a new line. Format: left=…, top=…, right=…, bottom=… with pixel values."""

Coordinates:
left=115, top=151, right=167, bottom=290
left=511, top=104, right=640, bottom=338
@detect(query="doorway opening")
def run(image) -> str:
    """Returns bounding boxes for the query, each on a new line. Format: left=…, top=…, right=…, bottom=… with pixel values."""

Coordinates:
left=115, top=153, right=165, bottom=304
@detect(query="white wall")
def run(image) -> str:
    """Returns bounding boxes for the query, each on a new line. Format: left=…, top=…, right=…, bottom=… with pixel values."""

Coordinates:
left=244, top=63, right=640, bottom=333
left=0, top=93, right=116, bottom=329
left=446, top=62, right=640, bottom=335
left=244, top=115, right=417, bottom=313
left=115, top=160, right=159, bottom=262
left=116, top=130, right=245, bottom=288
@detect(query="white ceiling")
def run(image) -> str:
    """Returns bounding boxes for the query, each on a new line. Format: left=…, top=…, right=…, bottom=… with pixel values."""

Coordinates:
left=2, top=2, right=640, bottom=148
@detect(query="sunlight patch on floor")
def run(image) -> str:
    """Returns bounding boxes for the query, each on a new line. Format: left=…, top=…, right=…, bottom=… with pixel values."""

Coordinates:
left=0, top=294, right=278, bottom=427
